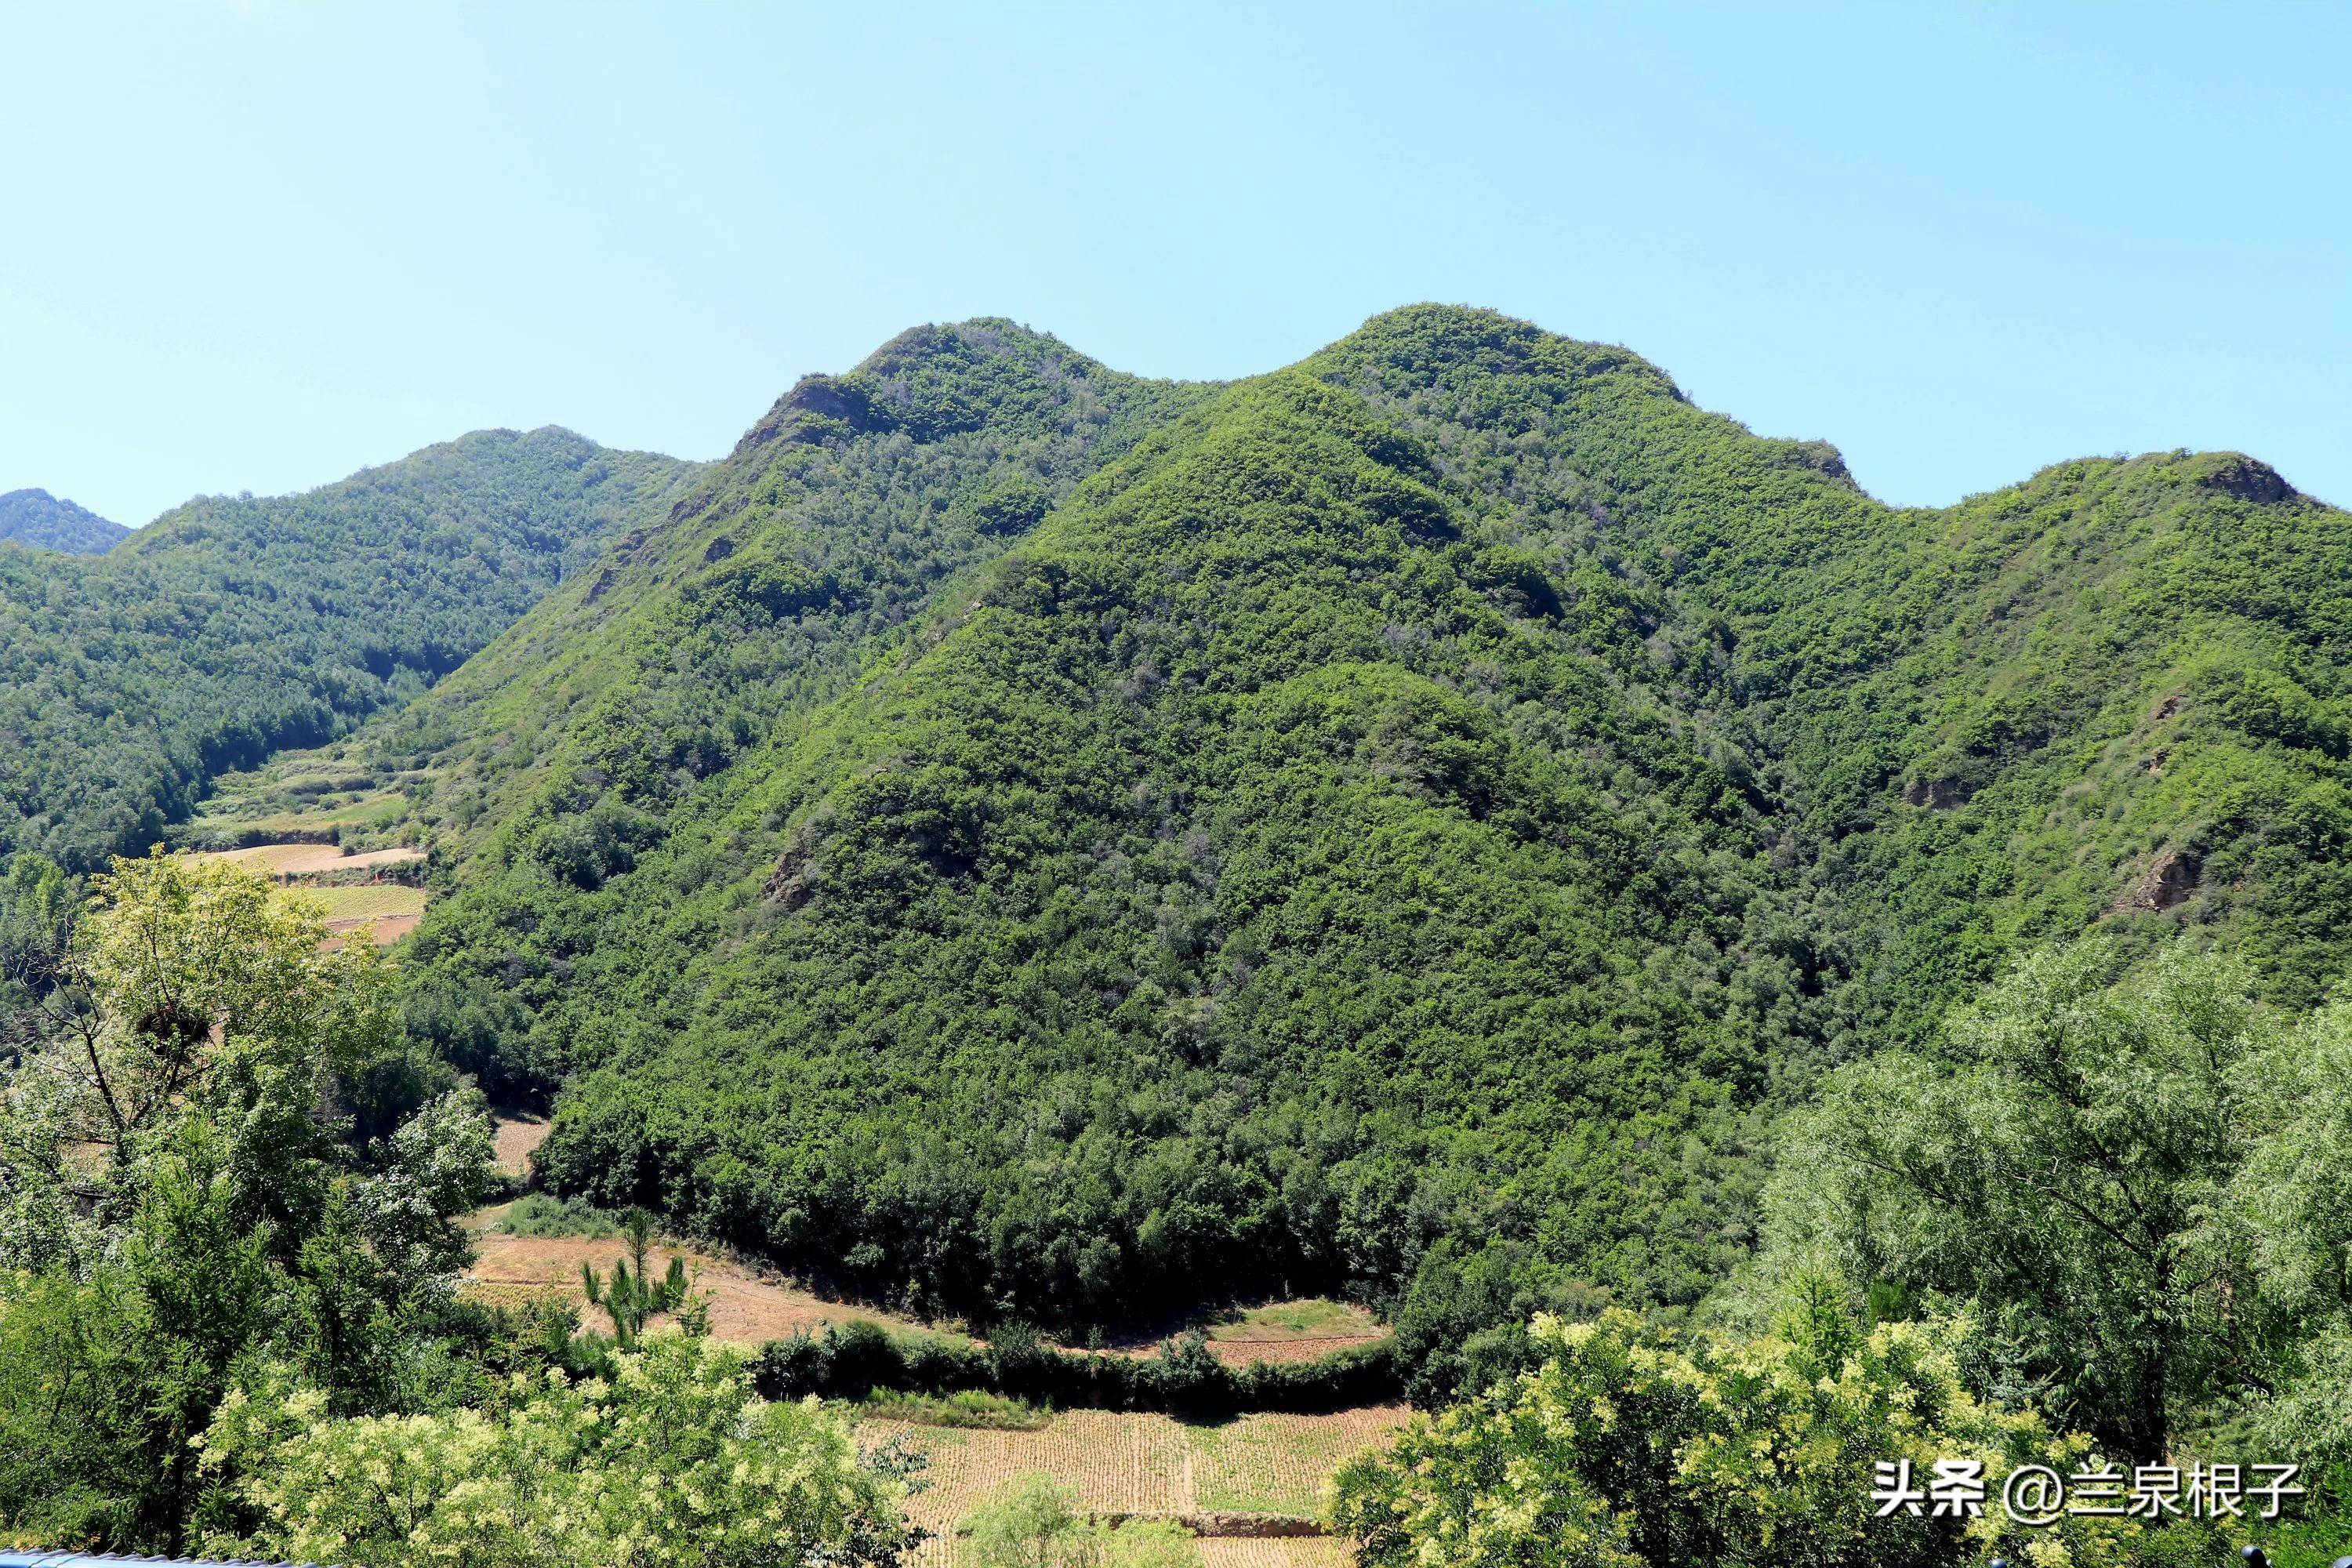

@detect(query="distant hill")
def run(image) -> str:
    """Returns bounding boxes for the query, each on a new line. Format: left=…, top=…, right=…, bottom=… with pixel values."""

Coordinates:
left=375, top=310, right=2352, bottom=1365
left=0, top=428, right=699, bottom=867
left=0, top=488, right=127, bottom=553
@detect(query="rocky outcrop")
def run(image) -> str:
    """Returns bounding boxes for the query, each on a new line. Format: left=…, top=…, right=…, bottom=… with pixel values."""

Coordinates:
left=2118, top=847, right=2201, bottom=911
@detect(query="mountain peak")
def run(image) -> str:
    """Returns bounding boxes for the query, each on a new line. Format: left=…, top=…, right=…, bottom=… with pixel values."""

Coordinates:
left=1313, top=303, right=1686, bottom=404
left=734, top=317, right=1204, bottom=459
left=0, top=487, right=128, bottom=554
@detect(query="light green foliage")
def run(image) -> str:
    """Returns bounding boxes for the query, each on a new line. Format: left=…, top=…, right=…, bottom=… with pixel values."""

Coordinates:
left=959, top=1474, right=1199, bottom=1568
left=1759, top=943, right=2286, bottom=1461
left=0, top=429, right=696, bottom=868
left=0, top=852, right=75, bottom=995
left=203, top=1334, right=924, bottom=1568
left=1329, top=1307, right=2211, bottom=1568
left=1749, top=938, right=2352, bottom=1553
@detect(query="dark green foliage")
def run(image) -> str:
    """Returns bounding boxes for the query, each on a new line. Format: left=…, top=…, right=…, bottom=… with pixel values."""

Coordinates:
left=752, top=1318, right=1400, bottom=1419
left=579, top=1208, right=691, bottom=1346
left=0, top=487, right=125, bottom=554
left=0, top=429, right=696, bottom=869
left=374, top=307, right=2352, bottom=1395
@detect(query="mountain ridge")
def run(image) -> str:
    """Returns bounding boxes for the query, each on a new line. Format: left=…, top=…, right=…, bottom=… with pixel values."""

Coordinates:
left=74, top=306, right=2347, bottom=1389
left=0, top=487, right=127, bottom=554
left=0, top=426, right=699, bottom=867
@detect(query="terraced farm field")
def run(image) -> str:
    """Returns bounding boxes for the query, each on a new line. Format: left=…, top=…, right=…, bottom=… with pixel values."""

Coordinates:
left=307, top=881, right=427, bottom=944
left=1203, top=1301, right=1385, bottom=1367
left=864, top=1406, right=1405, bottom=1566
left=205, top=842, right=426, bottom=877
left=463, top=1226, right=962, bottom=1345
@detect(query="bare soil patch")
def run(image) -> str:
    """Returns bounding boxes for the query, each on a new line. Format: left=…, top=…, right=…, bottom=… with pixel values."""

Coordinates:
left=492, top=1116, right=550, bottom=1180
left=463, top=1231, right=956, bottom=1345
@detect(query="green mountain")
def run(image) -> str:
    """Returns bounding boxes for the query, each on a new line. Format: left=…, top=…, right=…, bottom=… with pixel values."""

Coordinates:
left=0, top=488, right=126, bottom=554
left=0, top=428, right=698, bottom=868
left=371, top=308, right=2350, bottom=1350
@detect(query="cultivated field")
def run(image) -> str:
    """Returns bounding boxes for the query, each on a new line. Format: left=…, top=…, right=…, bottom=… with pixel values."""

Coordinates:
left=308, top=883, right=428, bottom=920
left=463, top=1123, right=1401, bottom=1565
left=864, top=1406, right=1406, bottom=1566
left=897, top=1534, right=1353, bottom=1568
left=463, top=1228, right=964, bottom=1345
left=493, top=1115, right=550, bottom=1179
left=1202, top=1300, right=1385, bottom=1367
left=205, top=842, right=425, bottom=877
left=299, top=881, right=427, bottom=946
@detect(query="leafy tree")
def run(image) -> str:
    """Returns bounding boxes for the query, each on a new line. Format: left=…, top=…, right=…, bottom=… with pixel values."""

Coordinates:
left=1759, top=942, right=2287, bottom=1462
left=0, top=852, right=494, bottom=1550
left=1329, top=1306, right=2209, bottom=1568
left=201, top=1334, right=926, bottom=1568
left=960, top=1474, right=1197, bottom=1568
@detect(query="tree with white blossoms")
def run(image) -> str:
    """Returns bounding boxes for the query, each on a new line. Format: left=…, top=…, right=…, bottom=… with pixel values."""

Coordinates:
left=199, top=1333, right=927, bottom=1568
left=0, top=852, right=495, bottom=1553
left=1327, top=1302, right=2218, bottom=1568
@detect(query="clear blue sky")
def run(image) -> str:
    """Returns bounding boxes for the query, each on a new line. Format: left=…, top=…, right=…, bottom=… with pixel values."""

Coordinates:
left=5, top=2, right=2346, bottom=527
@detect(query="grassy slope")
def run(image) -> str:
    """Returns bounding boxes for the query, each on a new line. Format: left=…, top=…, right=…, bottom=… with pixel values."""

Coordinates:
left=390, top=307, right=2350, bottom=1344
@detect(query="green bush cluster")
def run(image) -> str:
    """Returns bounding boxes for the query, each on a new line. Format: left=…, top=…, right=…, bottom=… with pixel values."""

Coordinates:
left=754, top=1317, right=1400, bottom=1420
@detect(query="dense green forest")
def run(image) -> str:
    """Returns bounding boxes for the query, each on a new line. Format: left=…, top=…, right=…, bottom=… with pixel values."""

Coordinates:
left=379, top=307, right=2352, bottom=1382
left=6, top=307, right=2349, bottom=1561
left=0, top=486, right=125, bottom=553
left=0, top=429, right=698, bottom=868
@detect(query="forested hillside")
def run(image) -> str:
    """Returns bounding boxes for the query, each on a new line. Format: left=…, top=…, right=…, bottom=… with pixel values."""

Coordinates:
left=0, top=428, right=697, bottom=868
left=0, top=487, right=124, bottom=553
left=384, top=308, right=2352, bottom=1377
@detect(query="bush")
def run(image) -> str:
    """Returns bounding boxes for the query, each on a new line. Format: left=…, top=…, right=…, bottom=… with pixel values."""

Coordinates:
left=960, top=1475, right=1197, bottom=1568
left=754, top=1320, right=1399, bottom=1419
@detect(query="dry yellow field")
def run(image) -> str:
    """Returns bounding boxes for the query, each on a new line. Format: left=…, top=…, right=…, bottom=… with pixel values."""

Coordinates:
left=205, top=841, right=424, bottom=876
left=1195, top=1543, right=1354, bottom=1568
left=309, top=883, right=427, bottom=922
left=862, top=1405, right=1406, bottom=1566
left=897, top=1536, right=1353, bottom=1568
left=205, top=842, right=347, bottom=874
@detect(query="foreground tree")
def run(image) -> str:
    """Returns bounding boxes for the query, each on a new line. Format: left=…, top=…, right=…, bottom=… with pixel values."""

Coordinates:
left=1758, top=942, right=2304, bottom=1463
left=0, top=852, right=493, bottom=1550
left=1330, top=1305, right=2198, bottom=1568
left=201, top=1334, right=926, bottom=1567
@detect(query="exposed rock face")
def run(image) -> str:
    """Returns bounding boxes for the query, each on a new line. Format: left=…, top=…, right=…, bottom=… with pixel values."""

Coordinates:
left=2198, top=456, right=2295, bottom=506
left=733, top=373, right=884, bottom=456
left=1904, top=775, right=1974, bottom=809
left=2120, top=847, right=2201, bottom=911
